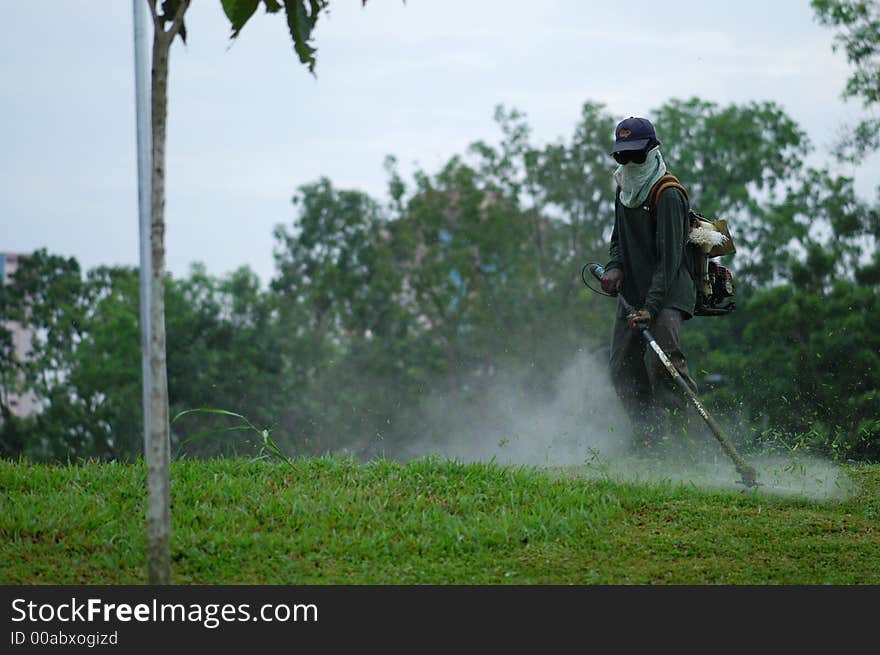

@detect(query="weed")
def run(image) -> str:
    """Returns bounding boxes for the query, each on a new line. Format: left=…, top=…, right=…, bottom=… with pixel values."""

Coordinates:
left=172, top=408, right=293, bottom=467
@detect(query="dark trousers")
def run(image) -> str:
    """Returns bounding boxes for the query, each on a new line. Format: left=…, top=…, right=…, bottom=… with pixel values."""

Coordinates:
left=609, top=305, right=697, bottom=445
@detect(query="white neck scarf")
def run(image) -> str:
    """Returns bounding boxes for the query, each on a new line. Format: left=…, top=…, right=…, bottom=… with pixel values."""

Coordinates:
left=613, top=146, right=667, bottom=208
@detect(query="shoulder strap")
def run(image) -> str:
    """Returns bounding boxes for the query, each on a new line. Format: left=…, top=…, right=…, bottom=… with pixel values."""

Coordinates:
left=649, top=173, right=688, bottom=206
left=648, top=173, right=688, bottom=220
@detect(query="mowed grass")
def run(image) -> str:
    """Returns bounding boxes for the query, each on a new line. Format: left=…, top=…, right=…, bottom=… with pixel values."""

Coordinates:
left=1, top=456, right=878, bottom=584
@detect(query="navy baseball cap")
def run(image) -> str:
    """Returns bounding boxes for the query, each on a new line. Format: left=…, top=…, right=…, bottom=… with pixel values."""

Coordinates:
left=612, top=117, right=659, bottom=154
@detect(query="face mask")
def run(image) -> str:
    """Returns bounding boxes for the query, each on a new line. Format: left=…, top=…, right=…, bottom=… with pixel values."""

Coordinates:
left=613, top=146, right=666, bottom=209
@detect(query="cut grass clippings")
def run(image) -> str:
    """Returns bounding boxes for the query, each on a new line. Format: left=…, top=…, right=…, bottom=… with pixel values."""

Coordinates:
left=1, top=456, right=878, bottom=584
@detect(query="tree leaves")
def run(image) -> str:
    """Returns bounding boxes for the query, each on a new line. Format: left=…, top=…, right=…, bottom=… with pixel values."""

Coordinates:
left=219, top=1, right=382, bottom=74
left=283, top=0, right=328, bottom=74
left=811, top=0, right=880, bottom=162
left=219, top=0, right=339, bottom=74
left=221, top=0, right=259, bottom=38
left=812, top=0, right=879, bottom=102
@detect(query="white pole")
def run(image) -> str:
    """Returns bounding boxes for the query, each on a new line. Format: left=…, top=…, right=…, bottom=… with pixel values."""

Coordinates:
left=133, top=0, right=152, bottom=454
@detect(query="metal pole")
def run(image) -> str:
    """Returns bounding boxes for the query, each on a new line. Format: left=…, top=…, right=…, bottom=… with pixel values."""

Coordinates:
left=133, top=0, right=152, bottom=454
left=640, top=326, right=757, bottom=488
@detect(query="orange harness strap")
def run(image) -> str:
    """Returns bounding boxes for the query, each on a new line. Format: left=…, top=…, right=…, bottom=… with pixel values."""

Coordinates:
left=648, top=173, right=689, bottom=211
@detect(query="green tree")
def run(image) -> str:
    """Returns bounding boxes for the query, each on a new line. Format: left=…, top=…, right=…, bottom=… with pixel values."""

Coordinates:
left=271, top=179, right=411, bottom=456
left=65, top=267, right=143, bottom=460
left=811, top=0, right=880, bottom=162
left=0, top=251, right=86, bottom=458
left=700, top=164, right=879, bottom=460
left=162, top=264, right=288, bottom=458
left=0, top=254, right=144, bottom=461
left=469, top=103, right=617, bottom=301
left=733, top=280, right=880, bottom=460
left=468, top=103, right=619, bottom=366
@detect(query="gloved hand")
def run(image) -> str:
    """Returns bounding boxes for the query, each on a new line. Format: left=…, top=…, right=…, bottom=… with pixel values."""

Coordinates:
left=600, top=268, right=623, bottom=295
left=627, top=310, right=651, bottom=331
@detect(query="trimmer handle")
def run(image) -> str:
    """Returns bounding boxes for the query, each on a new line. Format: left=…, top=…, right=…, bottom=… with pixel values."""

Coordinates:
left=588, top=263, right=619, bottom=298
left=589, top=263, right=651, bottom=329
left=588, top=263, right=608, bottom=284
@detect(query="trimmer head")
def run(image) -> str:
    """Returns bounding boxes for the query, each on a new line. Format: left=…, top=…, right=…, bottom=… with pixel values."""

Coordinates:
left=736, top=466, right=759, bottom=489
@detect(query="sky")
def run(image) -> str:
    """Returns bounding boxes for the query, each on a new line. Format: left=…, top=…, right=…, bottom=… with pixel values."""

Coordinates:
left=2, top=0, right=877, bottom=287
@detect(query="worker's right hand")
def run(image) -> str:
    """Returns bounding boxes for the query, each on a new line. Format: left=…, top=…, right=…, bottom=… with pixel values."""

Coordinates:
left=600, top=268, right=623, bottom=295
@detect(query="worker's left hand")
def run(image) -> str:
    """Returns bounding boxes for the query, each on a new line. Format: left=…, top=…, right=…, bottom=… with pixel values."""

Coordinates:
left=627, top=310, right=651, bottom=331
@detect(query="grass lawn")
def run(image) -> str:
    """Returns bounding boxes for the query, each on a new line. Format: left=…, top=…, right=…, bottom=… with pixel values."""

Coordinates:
left=2, top=455, right=878, bottom=584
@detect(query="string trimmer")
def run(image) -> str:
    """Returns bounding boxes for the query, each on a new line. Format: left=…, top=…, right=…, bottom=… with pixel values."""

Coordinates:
left=583, top=262, right=758, bottom=489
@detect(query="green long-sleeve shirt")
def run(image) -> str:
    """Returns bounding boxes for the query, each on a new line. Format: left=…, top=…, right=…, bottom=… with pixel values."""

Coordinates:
left=606, top=186, right=696, bottom=320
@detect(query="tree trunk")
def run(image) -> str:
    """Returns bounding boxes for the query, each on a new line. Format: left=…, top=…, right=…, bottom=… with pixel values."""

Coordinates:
left=144, top=0, right=188, bottom=583
left=145, top=21, right=172, bottom=585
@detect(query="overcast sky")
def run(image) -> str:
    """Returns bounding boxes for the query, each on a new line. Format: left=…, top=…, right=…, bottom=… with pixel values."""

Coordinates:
left=2, top=1, right=877, bottom=286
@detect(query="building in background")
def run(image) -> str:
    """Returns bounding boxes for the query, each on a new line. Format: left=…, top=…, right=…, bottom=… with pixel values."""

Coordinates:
left=0, top=252, right=38, bottom=418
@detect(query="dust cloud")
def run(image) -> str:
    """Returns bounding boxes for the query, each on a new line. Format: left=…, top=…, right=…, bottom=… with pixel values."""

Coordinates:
left=399, top=349, right=855, bottom=502
left=403, top=349, right=630, bottom=466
